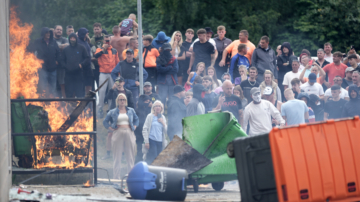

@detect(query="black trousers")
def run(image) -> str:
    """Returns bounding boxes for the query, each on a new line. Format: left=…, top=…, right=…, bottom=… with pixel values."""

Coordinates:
left=145, top=68, right=157, bottom=93
left=65, top=72, right=84, bottom=98
left=134, top=124, right=144, bottom=163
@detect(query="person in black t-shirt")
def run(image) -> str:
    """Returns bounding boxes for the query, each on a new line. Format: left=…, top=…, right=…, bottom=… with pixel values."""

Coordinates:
left=324, top=85, right=347, bottom=120
left=143, top=81, right=161, bottom=104
left=213, top=80, right=243, bottom=123
left=202, top=76, right=217, bottom=113
left=188, top=28, right=215, bottom=73
left=180, top=29, right=194, bottom=83
left=240, top=67, right=260, bottom=103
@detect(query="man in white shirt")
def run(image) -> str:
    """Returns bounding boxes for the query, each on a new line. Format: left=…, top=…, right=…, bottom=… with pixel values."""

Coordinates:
left=243, top=87, right=285, bottom=136
left=324, top=42, right=333, bottom=63
left=300, top=73, right=324, bottom=99
left=324, top=75, right=349, bottom=102
left=283, top=60, right=302, bottom=90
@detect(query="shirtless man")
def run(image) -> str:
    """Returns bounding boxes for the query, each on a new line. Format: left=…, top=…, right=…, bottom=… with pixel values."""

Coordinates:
left=118, top=14, right=138, bottom=36
left=110, top=25, right=137, bottom=61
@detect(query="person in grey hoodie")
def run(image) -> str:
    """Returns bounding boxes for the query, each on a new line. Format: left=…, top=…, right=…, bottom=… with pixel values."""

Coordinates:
left=251, top=35, right=277, bottom=83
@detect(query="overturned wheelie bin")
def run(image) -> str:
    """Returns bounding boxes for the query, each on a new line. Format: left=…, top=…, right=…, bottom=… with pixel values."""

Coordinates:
left=152, top=111, right=247, bottom=192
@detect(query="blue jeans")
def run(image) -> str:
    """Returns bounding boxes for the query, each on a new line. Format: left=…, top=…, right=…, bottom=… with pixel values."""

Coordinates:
left=38, top=68, right=57, bottom=97
left=146, top=139, right=163, bottom=164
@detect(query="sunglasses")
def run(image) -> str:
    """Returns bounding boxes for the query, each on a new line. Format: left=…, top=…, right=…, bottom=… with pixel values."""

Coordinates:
left=119, top=99, right=126, bottom=102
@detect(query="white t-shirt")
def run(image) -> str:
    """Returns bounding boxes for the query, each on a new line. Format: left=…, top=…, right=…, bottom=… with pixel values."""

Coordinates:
left=191, top=38, right=217, bottom=50
left=300, top=82, right=324, bottom=97
left=324, top=54, right=333, bottom=63
left=243, top=100, right=285, bottom=136
left=283, top=71, right=302, bottom=89
left=324, top=87, right=349, bottom=99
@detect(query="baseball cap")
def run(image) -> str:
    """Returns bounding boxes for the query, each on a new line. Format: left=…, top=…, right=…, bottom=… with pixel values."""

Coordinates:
left=250, top=87, right=260, bottom=95
left=144, top=81, right=152, bottom=87
left=205, top=27, right=213, bottom=34
left=308, top=73, right=317, bottom=83
left=115, top=77, right=124, bottom=82
left=173, top=85, right=185, bottom=94
left=161, top=43, right=172, bottom=51
left=263, top=86, right=273, bottom=95
left=126, top=49, right=134, bottom=54
left=193, top=84, right=207, bottom=93
left=346, top=67, right=355, bottom=73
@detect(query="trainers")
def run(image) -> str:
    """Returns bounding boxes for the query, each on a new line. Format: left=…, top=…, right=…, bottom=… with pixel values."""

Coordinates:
left=98, top=109, right=104, bottom=119
left=101, top=154, right=111, bottom=160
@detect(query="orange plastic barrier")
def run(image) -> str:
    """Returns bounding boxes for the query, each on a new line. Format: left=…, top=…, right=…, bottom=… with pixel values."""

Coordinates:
left=269, top=117, right=360, bottom=202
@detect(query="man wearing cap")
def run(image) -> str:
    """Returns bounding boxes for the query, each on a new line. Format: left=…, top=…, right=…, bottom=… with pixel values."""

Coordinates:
left=342, top=67, right=354, bottom=89
left=187, top=84, right=206, bottom=116
left=243, top=87, right=284, bottom=136
left=111, top=48, right=148, bottom=103
left=156, top=43, right=179, bottom=106
left=143, top=81, right=161, bottom=103
left=281, top=88, right=309, bottom=126
left=167, top=85, right=186, bottom=140
left=324, top=75, right=349, bottom=102
left=300, top=73, right=325, bottom=99
left=213, top=80, right=243, bottom=123
left=262, top=86, right=283, bottom=127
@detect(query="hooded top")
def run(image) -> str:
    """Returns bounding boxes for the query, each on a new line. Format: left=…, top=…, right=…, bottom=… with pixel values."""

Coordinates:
left=77, top=28, right=91, bottom=55
left=151, top=31, right=171, bottom=49
left=308, top=94, right=324, bottom=121
left=61, top=33, right=90, bottom=73
left=33, top=27, right=60, bottom=72
left=342, top=85, right=360, bottom=118
left=297, top=92, right=310, bottom=102
left=277, top=42, right=298, bottom=78
left=167, top=94, right=187, bottom=138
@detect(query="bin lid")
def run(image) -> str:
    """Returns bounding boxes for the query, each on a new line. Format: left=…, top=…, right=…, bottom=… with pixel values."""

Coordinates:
left=127, top=161, right=157, bottom=199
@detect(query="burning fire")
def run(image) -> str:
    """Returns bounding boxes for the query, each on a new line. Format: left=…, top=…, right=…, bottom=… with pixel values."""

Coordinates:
left=10, top=8, right=93, bottom=169
left=83, top=180, right=91, bottom=187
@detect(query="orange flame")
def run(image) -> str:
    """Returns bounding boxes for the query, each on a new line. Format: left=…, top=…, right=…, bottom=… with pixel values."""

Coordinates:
left=10, top=8, right=93, bottom=169
left=83, top=180, right=91, bottom=186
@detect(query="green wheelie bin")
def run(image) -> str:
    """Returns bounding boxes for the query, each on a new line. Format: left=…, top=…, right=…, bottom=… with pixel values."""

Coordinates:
left=182, top=111, right=247, bottom=192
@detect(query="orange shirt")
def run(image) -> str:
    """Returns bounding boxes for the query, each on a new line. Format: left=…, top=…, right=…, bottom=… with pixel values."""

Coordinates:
left=142, top=46, right=160, bottom=68
left=303, top=77, right=323, bottom=85
left=323, top=63, right=347, bottom=86
left=95, top=45, right=120, bottom=73
left=122, top=49, right=139, bottom=60
left=225, top=40, right=256, bottom=63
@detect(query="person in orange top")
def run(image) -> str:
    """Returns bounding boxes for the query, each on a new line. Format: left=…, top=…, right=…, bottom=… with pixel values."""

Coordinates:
left=142, top=35, right=160, bottom=91
left=122, top=38, right=139, bottom=60
left=322, top=51, right=348, bottom=86
left=219, top=30, right=255, bottom=67
left=299, top=62, right=326, bottom=85
left=94, top=35, right=120, bottom=118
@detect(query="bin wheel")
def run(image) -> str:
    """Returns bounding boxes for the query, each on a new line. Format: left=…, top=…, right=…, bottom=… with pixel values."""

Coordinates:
left=227, top=142, right=234, bottom=158
left=193, top=180, right=199, bottom=193
left=212, top=182, right=224, bottom=191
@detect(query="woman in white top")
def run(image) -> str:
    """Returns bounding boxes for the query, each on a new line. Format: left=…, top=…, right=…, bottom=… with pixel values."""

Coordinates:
left=142, top=100, right=168, bottom=164
left=103, top=93, right=139, bottom=179
left=170, top=31, right=186, bottom=84
left=207, top=66, right=222, bottom=90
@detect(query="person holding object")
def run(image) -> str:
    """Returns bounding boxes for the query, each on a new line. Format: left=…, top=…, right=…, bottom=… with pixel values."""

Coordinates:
left=103, top=93, right=139, bottom=179
left=142, top=101, right=168, bottom=164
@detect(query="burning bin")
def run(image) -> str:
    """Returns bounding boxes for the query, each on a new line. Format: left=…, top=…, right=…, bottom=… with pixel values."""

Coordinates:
left=227, top=134, right=278, bottom=202
left=127, top=162, right=187, bottom=201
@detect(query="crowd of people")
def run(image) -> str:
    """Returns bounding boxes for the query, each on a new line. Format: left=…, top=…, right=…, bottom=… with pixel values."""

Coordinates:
left=30, top=14, right=360, bottom=178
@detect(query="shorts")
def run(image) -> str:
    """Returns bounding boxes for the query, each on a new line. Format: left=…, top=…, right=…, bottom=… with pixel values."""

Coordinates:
left=84, top=75, right=94, bottom=87
left=177, top=64, right=183, bottom=77
left=57, top=68, right=66, bottom=85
